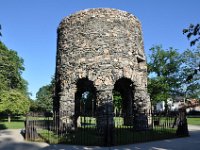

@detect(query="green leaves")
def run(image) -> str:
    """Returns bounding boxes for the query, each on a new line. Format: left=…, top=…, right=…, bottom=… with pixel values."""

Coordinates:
left=34, top=77, right=55, bottom=112
left=0, top=41, right=26, bottom=92
left=113, top=91, right=122, bottom=113
left=180, top=48, right=200, bottom=98
left=147, top=45, right=200, bottom=104
left=148, top=77, right=169, bottom=104
left=0, top=41, right=29, bottom=116
left=0, top=90, right=30, bottom=115
left=148, top=46, right=182, bottom=78
left=183, top=24, right=200, bottom=46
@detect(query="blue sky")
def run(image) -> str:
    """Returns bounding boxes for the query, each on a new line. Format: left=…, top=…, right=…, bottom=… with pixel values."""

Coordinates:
left=0, top=0, right=199, bottom=99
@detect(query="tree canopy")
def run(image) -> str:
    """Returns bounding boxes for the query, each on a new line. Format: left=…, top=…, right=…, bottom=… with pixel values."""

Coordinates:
left=32, top=77, right=55, bottom=112
left=0, top=40, right=30, bottom=118
left=147, top=45, right=200, bottom=105
left=183, top=23, right=200, bottom=98
left=147, top=46, right=183, bottom=103
left=0, top=90, right=30, bottom=115
left=0, top=41, right=28, bottom=93
left=35, top=84, right=53, bottom=112
left=180, top=48, right=200, bottom=98
left=183, top=24, right=200, bottom=46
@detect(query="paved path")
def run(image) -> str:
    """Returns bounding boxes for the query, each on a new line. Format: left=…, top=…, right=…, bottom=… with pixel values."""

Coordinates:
left=0, top=125, right=200, bottom=150
left=0, top=129, right=48, bottom=150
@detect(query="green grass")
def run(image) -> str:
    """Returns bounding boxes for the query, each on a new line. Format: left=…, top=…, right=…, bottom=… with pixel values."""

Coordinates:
left=24, top=116, right=186, bottom=146
left=0, top=121, right=25, bottom=129
left=36, top=126, right=177, bottom=146
left=114, top=128, right=177, bottom=145
left=187, top=117, right=200, bottom=126
left=38, top=128, right=105, bottom=145
left=0, top=116, right=25, bottom=129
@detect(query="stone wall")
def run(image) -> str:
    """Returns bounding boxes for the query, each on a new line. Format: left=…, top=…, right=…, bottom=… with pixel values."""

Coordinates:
left=54, top=8, right=151, bottom=129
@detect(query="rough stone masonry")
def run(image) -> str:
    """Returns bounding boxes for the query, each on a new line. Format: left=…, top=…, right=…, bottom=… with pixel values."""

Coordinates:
left=54, top=8, right=151, bottom=130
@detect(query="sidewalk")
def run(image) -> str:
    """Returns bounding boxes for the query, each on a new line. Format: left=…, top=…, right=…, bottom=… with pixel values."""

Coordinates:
left=0, top=129, right=48, bottom=150
left=0, top=125, right=200, bottom=150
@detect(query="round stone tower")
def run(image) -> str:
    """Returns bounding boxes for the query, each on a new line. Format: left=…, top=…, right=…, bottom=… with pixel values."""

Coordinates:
left=54, top=8, right=151, bottom=130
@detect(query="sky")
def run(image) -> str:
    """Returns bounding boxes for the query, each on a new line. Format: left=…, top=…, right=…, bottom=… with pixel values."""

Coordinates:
left=0, top=0, right=199, bottom=99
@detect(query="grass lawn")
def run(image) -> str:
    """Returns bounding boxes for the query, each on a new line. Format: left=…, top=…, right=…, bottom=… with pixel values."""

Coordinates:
left=187, top=117, right=200, bottom=126
left=36, top=127, right=177, bottom=146
left=0, top=116, right=25, bottom=130
left=0, top=121, right=25, bottom=129
left=24, top=115, right=188, bottom=146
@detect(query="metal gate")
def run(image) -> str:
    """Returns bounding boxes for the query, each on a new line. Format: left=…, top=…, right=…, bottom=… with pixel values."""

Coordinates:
left=24, top=109, right=188, bottom=146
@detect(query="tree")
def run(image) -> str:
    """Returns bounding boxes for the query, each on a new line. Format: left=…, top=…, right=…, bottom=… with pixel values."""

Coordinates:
left=148, top=45, right=200, bottom=108
left=148, top=77, right=170, bottom=105
left=147, top=46, right=183, bottom=105
left=0, top=41, right=27, bottom=93
left=183, top=24, right=200, bottom=46
left=29, top=99, right=40, bottom=112
left=183, top=24, right=200, bottom=99
left=35, top=77, right=55, bottom=112
left=180, top=48, right=200, bottom=99
left=35, top=85, right=53, bottom=112
left=0, top=40, right=30, bottom=120
left=183, top=24, right=200, bottom=91
left=0, top=90, right=30, bottom=122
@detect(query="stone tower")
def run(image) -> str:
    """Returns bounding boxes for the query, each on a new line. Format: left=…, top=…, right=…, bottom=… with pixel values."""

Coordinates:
left=54, top=8, right=151, bottom=129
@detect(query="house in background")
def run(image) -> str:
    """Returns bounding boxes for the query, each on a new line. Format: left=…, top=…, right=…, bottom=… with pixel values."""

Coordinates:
left=155, top=98, right=183, bottom=112
left=186, top=99, right=200, bottom=114
left=155, top=98, right=200, bottom=113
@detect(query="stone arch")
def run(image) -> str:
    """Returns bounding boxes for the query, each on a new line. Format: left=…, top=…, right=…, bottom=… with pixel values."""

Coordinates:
left=74, top=77, right=97, bottom=128
left=113, top=77, right=135, bottom=125
left=75, top=77, right=97, bottom=116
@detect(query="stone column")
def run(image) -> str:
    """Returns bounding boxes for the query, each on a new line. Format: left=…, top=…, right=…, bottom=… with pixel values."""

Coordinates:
left=96, top=89, right=114, bottom=145
left=133, top=88, right=149, bottom=130
left=59, top=89, right=76, bottom=131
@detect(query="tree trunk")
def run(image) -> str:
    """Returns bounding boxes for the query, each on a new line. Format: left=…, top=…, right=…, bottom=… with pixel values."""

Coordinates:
left=8, top=114, right=11, bottom=122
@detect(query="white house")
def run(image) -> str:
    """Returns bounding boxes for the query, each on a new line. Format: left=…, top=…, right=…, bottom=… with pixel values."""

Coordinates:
left=155, top=101, right=165, bottom=112
left=155, top=98, right=181, bottom=112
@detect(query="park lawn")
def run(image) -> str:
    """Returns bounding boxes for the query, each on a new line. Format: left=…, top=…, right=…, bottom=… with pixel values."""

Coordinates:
left=0, top=116, right=25, bottom=130
left=187, top=117, right=200, bottom=126
left=1, top=116, right=198, bottom=131
left=0, top=121, right=25, bottom=129
left=36, top=127, right=177, bottom=146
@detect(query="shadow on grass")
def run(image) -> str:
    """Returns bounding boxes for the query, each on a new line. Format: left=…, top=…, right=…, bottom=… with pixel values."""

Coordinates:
left=36, top=127, right=179, bottom=146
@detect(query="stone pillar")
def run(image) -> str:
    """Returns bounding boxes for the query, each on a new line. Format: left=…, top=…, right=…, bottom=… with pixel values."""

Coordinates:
left=96, top=89, right=114, bottom=145
left=133, top=88, right=150, bottom=130
left=59, top=90, right=76, bottom=131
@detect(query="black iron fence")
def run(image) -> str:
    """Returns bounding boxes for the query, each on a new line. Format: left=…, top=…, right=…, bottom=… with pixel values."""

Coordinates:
left=25, top=110, right=188, bottom=146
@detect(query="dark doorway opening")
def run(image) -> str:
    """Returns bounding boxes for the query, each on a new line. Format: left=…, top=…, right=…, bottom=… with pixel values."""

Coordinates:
left=113, top=77, right=135, bottom=125
left=75, top=77, right=97, bottom=128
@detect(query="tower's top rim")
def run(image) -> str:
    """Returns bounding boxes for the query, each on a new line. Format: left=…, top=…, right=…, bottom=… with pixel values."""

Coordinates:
left=58, top=8, right=140, bottom=29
